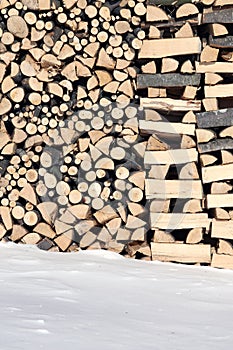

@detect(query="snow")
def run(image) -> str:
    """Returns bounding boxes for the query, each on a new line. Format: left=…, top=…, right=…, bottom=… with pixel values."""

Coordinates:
left=1, top=243, right=233, bottom=350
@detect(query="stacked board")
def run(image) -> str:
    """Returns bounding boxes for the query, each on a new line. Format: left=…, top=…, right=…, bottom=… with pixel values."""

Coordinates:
left=0, top=0, right=233, bottom=268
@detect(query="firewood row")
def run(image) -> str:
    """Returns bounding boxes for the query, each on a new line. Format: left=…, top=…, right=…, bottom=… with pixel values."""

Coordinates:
left=0, top=0, right=233, bottom=267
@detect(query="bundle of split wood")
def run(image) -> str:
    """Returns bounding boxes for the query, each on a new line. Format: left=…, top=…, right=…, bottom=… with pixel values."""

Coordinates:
left=0, top=0, right=233, bottom=269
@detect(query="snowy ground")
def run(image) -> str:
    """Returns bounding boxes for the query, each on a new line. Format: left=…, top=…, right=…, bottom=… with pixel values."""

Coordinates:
left=1, top=243, right=233, bottom=350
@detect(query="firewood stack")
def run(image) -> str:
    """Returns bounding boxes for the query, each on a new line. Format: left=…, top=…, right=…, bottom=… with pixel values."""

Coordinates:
left=1, top=0, right=233, bottom=268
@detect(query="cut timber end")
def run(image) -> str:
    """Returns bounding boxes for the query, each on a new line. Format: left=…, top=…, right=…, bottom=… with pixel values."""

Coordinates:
left=211, top=254, right=233, bottom=270
left=151, top=243, right=211, bottom=264
left=139, top=38, right=201, bottom=59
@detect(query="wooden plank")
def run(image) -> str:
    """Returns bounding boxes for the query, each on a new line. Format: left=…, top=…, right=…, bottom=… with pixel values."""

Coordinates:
left=148, top=0, right=199, bottom=5
left=203, top=8, right=233, bottom=24
left=139, top=120, right=196, bottom=136
left=150, top=213, right=210, bottom=229
left=209, top=35, right=233, bottom=49
left=145, top=179, right=203, bottom=199
left=214, top=0, right=232, bottom=5
left=211, top=254, right=233, bottom=269
left=139, top=37, right=201, bottom=59
left=202, top=163, right=233, bottom=183
left=212, top=219, right=233, bottom=240
left=196, top=108, right=233, bottom=128
left=207, top=194, right=233, bottom=209
left=196, top=62, right=233, bottom=73
left=151, top=243, right=211, bottom=263
left=140, top=98, right=201, bottom=111
left=137, top=73, right=201, bottom=89
left=205, top=84, right=233, bottom=98
left=144, top=148, right=198, bottom=165
left=198, top=138, right=233, bottom=154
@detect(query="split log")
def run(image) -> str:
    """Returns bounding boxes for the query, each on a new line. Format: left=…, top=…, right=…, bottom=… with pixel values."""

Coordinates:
left=218, top=240, right=233, bottom=256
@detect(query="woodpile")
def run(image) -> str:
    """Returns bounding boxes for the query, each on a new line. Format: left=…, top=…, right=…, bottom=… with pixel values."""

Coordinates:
left=1, top=0, right=233, bottom=268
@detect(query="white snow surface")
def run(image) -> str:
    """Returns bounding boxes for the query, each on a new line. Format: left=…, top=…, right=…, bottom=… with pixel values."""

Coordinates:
left=1, top=243, right=233, bottom=350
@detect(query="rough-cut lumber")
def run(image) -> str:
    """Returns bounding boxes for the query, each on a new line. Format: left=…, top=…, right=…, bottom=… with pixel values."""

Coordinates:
left=145, top=149, right=198, bottom=165
left=148, top=0, right=200, bottom=5
left=139, top=120, right=196, bottom=136
left=196, top=62, right=233, bottom=73
left=145, top=180, right=203, bottom=199
left=205, top=84, right=233, bottom=98
left=140, top=98, right=201, bottom=111
left=139, top=38, right=201, bottom=59
left=212, top=220, right=233, bottom=240
left=202, top=163, right=233, bottom=183
left=150, top=213, right=210, bottom=230
left=207, top=194, right=233, bottom=209
left=151, top=243, right=211, bottom=263
left=198, top=138, right=233, bottom=154
left=209, top=35, right=233, bottom=49
left=203, top=8, right=233, bottom=24
left=137, top=73, right=201, bottom=89
left=196, top=108, right=233, bottom=129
